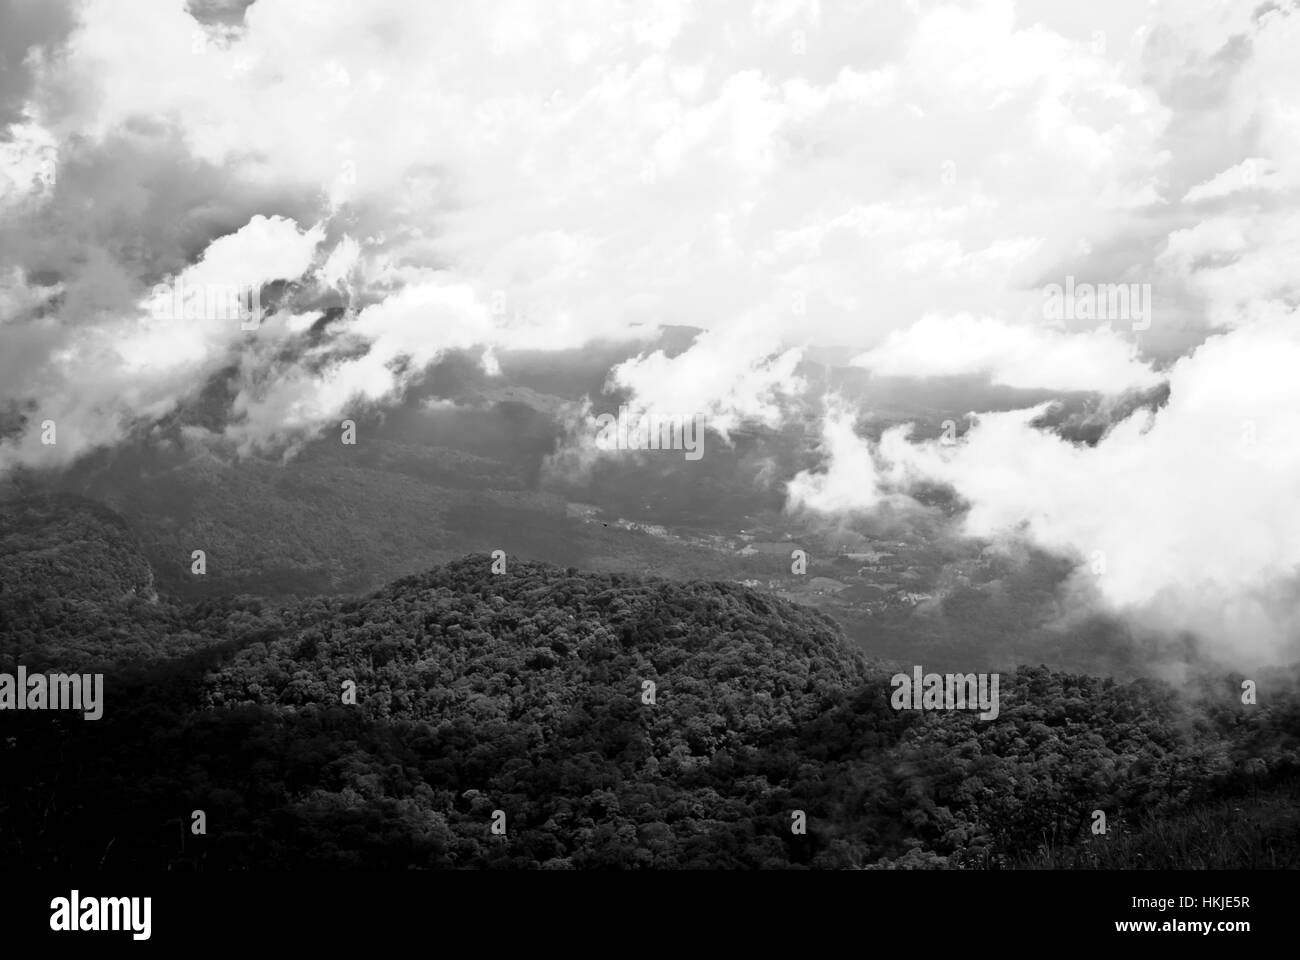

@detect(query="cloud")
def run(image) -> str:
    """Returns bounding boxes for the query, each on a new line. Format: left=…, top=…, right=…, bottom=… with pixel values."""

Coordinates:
left=608, top=326, right=805, bottom=440
left=0, top=0, right=77, bottom=127
left=0, top=0, right=1196, bottom=467
left=808, top=312, right=1300, bottom=668
left=785, top=397, right=891, bottom=515
left=2, top=0, right=1300, bottom=672
left=225, top=275, right=499, bottom=454
left=770, top=2, right=1300, bottom=667
left=1182, top=157, right=1282, bottom=202
left=851, top=313, right=1162, bottom=393
left=0, top=214, right=323, bottom=470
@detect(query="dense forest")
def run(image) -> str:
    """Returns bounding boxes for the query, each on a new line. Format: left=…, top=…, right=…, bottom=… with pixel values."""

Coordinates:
left=2, top=494, right=1298, bottom=869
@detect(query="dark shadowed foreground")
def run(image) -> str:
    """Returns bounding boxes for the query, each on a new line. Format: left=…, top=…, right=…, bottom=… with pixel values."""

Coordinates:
left=2, top=497, right=1298, bottom=869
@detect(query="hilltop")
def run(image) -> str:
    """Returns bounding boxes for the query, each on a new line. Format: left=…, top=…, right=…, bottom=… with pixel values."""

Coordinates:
left=1, top=524, right=1298, bottom=868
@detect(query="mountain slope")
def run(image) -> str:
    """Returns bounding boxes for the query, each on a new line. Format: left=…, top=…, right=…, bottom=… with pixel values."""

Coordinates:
left=192, top=557, right=897, bottom=868
left=2, top=535, right=1298, bottom=870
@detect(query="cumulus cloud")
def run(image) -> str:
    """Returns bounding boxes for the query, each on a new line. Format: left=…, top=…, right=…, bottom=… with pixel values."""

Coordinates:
left=608, top=327, right=805, bottom=440
left=894, top=314, right=1300, bottom=667
left=785, top=312, right=1300, bottom=666
left=788, top=310, right=1300, bottom=668
left=851, top=313, right=1162, bottom=393
left=0, top=214, right=324, bottom=470
left=225, top=275, right=501, bottom=454
left=0, top=0, right=1198, bottom=468
left=786, top=398, right=891, bottom=515
left=769, top=1, right=1300, bottom=667
left=3, top=0, right=1300, bottom=669
left=1182, top=158, right=1282, bottom=203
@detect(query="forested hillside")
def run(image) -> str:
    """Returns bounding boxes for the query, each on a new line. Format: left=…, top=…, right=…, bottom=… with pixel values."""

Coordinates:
left=1, top=500, right=1298, bottom=868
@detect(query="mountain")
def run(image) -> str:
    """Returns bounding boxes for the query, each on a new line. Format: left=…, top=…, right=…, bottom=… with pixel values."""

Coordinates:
left=0, top=493, right=199, bottom=670
left=2, top=510, right=1298, bottom=869
left=0, top=492, right=155, bottom=606
left=0, top=344, right=1165, bottom=677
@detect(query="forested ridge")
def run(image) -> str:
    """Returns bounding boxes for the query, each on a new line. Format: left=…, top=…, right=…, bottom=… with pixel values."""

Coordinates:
left=2, top=495, right=1298, bottom=868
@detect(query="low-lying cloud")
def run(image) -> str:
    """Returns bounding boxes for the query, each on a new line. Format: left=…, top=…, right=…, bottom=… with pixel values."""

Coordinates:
left=2, top=0, right=1299, bottom=668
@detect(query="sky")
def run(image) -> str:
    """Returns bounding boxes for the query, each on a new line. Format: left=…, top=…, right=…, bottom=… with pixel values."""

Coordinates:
left=1, top=0, right=1298, bottom=666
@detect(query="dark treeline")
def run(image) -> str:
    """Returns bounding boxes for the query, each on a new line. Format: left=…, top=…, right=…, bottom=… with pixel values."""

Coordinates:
left=2, top=497, right=1299, bottom=869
